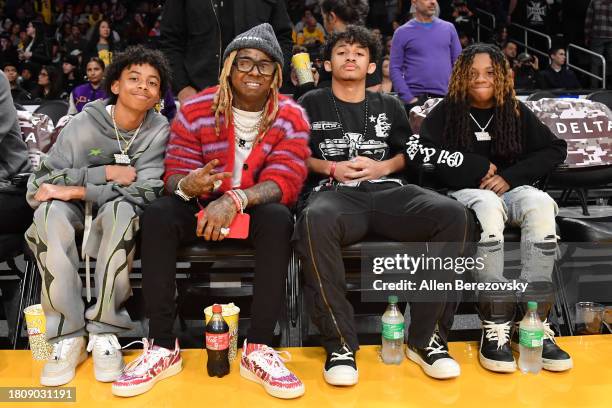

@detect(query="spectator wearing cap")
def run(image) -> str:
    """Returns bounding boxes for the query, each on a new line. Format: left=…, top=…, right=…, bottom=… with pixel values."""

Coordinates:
left=159, top=0, right=294, bottom=103
left=3, top=61, right=31, bottom=102
left=62, top=55, right=83, bottom=96
left=135, top=23, right=309, bottom=399
left=67, top=57, right=106, bottom=115
left=513, top=52, right=539, bottom=90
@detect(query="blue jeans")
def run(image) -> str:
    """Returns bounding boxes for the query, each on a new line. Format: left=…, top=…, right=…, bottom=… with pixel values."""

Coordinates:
left=449, top=185, right=558, bottom=283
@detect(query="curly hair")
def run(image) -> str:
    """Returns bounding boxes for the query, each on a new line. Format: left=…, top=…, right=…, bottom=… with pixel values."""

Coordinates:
left=319, top=0, right=369, bottom=25
left=211, top=50, right=283, bottom=139
left=444, top=43, right=521, bottom=160
left=102, top=45, right=171, bottom=104
left=323, top=25, right=381, bottom=63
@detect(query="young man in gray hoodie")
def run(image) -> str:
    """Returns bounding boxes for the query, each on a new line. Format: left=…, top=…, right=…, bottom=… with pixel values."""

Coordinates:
left=24, top=45, right=171, bottom=387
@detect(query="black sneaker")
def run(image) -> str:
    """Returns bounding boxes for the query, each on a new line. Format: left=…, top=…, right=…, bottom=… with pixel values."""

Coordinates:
left=323, top=344, right=358, bottom=386
left=541, top=319, right=573, bottom=371
left=479, top=320, right=516, bottom=373
left=511, top=319, right=573, bottom=372
left=406, top=331, right=460, bottom=379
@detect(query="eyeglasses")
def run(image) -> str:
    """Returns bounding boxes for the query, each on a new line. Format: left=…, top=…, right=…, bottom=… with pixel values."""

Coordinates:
left=233, top=57, right=276, bottom=76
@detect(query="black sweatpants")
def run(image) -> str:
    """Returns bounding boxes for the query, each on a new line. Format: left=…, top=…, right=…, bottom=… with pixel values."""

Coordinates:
left=0, top=190, right=33, bottom=234
left=293, top=183, right=480, bottom=353
left=140, top=195, right=293, bottom=349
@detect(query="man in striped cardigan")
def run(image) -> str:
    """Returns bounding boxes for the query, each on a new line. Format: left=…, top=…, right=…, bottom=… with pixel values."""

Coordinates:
left=116, top=24, right=310, bottom=399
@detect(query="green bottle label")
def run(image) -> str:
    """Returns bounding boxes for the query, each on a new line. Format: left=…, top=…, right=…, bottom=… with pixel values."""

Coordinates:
left=519, top=327, right=544, bottom=348
left=382, top=322, right=404, bottom=340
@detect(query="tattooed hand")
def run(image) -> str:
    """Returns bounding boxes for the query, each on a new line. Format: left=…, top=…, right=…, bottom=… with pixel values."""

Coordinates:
left=196, top=195, right=237, bottom=241
left=176, top=159, right=232, bottom=197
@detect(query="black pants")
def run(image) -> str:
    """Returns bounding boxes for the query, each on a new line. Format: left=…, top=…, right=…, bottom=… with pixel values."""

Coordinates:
left=140, top=195, right=293, bottom=349
left=293, top=183, right=480, bottom=353
left=0, top=190, right=33, bottom=234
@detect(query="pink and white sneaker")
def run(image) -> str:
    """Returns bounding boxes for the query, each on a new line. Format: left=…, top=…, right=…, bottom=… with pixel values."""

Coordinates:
left=239, top=340, right=305, bottom=399
left=111, top=338, right=182, bottom=397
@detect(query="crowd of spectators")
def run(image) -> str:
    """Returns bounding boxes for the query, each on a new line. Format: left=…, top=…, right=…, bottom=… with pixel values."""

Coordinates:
left=0, top=0, right=606, bottom=109
left=0, top=0, right=164, bottom=104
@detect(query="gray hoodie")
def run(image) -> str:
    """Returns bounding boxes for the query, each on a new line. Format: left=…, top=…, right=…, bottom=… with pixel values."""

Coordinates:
left=0, top=70, right=31, bottom=190
left=27, top=99, right=169, bottom=210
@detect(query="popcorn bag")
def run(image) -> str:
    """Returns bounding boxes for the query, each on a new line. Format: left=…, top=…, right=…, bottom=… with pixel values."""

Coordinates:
left=23, top=304, right=53, bottom=360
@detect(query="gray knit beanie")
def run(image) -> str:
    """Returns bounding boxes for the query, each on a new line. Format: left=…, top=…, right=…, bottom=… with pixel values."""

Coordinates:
left=223, top=23, right=284, bottom=66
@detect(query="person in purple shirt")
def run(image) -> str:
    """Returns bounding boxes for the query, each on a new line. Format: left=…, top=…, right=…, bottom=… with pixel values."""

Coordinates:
left=68, top=57, right=106, bottom=114
left=390, top=0, right=461, bottom=110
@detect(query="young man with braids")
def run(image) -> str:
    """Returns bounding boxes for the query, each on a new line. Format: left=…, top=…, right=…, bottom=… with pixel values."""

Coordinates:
left=413, top=43, right=571, bottom=373
left=126, top=24, right=310, bottom=399
left=294, top=25, right=480, bottom=384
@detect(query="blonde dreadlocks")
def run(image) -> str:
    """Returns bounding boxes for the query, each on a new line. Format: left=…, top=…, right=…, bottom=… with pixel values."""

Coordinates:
left=444, top=43, right=522, bottom=160
left=211, top=50, right=283, bottom=141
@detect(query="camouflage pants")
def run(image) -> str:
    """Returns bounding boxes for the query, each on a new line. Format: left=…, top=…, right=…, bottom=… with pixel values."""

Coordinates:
left=25, top=199, right=139, bottom=343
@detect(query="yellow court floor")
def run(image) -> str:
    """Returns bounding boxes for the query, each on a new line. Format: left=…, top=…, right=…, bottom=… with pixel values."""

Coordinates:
left=0, top=335, right=611, bottom=408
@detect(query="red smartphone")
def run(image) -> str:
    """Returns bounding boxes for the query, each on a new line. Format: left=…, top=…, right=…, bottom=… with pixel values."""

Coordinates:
left=196, top=210, right=250, bottom=239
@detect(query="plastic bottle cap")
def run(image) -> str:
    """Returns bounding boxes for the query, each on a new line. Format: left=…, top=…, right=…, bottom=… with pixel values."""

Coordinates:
left=212, top=304, right=222, bottom=314
left=388, top=295, right=398, bottom=304
left=527, top=301, right=538, bottom=311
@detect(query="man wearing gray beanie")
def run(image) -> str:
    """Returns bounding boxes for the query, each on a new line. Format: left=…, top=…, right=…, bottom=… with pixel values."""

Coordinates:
left=138, top=23, right=311, bottom=399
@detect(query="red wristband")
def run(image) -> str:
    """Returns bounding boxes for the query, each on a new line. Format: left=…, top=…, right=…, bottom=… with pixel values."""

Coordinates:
left=329, top=161, right=337, bottom=180
left=225, top=190, right=243, bottom=213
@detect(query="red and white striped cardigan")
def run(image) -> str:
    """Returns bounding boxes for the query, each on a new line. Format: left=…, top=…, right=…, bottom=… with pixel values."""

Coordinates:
left=163, top=86, right=311, bottom=206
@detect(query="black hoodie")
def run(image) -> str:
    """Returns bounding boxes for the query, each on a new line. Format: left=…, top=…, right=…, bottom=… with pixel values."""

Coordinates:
left=409, top=99, right=567, bottom=190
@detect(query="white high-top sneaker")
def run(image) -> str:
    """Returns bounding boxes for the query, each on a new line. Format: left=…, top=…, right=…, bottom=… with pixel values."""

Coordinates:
left=40, top=336, right=88, bottom=386
left=86, top=333, right=124, bottom=382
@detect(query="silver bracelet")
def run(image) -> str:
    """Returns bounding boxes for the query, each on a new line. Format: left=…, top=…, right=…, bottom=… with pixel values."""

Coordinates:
left=175, top=177, right=194, bottom=201
left=233, top=189, right=248, bottom=209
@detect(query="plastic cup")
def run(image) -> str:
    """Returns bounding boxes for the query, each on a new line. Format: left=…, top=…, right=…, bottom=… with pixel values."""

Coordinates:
left=23, top=304, right=53, bottom=360
left=291, top=53, right=314, bottom=85
left=204, top=303, right=240, bottom=363
left=575, top=302, right=604, bottom=335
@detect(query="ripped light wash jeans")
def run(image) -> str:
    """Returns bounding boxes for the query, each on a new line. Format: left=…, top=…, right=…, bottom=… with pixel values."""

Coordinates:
left=449, top=185, right=558, bottom=283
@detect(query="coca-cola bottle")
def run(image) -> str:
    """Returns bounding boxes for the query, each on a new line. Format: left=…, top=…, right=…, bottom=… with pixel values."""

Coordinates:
left=205, top=304, right=230, bottom=377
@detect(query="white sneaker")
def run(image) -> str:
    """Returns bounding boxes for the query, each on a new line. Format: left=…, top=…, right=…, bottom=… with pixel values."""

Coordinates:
left=40, top=336, right=88, bottom=386
left=87, top=333, right=124, bottom=382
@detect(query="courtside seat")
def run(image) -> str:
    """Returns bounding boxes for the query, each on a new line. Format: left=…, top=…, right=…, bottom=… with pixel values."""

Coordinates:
left=556, top=208, right=612, bottom=243
left=176, top=240, right=256, bottom=260
left=0, top=234, right=37, bottom=349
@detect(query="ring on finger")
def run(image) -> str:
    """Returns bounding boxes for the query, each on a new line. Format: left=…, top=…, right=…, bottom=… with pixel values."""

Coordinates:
left=220, top=227, right=230, bottom=236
